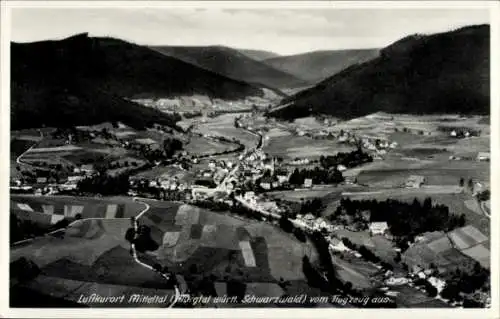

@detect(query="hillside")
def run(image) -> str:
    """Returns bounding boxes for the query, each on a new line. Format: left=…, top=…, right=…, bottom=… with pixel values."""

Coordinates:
left=11, top=33, right=262, bottom=130
left=150, top=45, right=308, bottom=89
left=238, top=49, right=281, bottom=61
left=263, top=49, right=379, bottom=85
left=269, top=25, right=490, bottom=120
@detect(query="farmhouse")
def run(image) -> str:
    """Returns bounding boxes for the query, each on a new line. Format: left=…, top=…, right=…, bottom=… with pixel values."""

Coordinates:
left=405, top=175, right=426, bottom=188
left=36, top=177, right=47, bottom=184
left=80, top=164, right=95, bottom=175
left=369, top=222, right=388, bottom=235
left=133, top=138, right=160, bottom=150
left=329, top=237, right=350, bottom=252
left=337, top=164, right=347, bottom=172
left=303, top=178, right=313, bottom=188
left=477, top=152, right=490, bottom=162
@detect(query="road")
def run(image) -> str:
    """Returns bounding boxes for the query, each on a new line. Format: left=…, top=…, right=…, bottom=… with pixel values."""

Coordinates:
left=132, top=197, right=180, bottom=308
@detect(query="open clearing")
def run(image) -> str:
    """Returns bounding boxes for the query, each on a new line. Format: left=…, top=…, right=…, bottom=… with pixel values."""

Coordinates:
left=264, top=135, right=356, bottom=160
left=184, top=136, right=238, bottom=156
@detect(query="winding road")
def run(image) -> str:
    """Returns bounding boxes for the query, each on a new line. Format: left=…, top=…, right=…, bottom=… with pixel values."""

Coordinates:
left=132, top=197, right=181, bottom=308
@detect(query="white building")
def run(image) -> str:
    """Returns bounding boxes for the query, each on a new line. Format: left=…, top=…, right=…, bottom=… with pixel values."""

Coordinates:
left=369, top=221, right=389, bottom=235
left=303, top=178, right=313, bottom=188
left=244, top=191, right=255, bottom=201
left=337, top=164, right=347, bottom=172
left=385, top=277, right=409, bottom=286
left=477, top=152, right=490, bottom=162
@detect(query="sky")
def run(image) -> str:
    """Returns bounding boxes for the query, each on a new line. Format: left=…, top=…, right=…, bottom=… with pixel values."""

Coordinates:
left=10, top=7, right=490, bottom=55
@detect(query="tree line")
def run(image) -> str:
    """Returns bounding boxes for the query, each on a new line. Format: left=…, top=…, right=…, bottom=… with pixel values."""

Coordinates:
left=288, top=167, right=344, bottom=186
left=331, top=197, right=466, bottom=245
left=319, top=149, right=373, bottom=169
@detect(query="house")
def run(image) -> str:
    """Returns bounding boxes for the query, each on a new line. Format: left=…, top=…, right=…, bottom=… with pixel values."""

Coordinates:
left=337, top=164, right=347, bottom=172
left=277, top=175, right=289, bottom=184
left=477, top=152, right=490, bottom=162
left=303, top=178, right=313, bottom=188
left=369, top=221, right=389, bottom=235
left=260, top=182, right=271, bottom=190
left=244, top=191, right=255, bottom=201
left=450, top=130, right=457, bottom=137
left=389, top=142, right=398, bottom=149
left=68, top=175, right=83, bottom=183
left=344, top=176, right=357, bottom=185
left=428, top=276, right=446, bottom=293
left=385, top=277, right=409, bottom=286
left=133, top=138, right=160, bottom=150
left=405, top=175, right=426, bottom=188
left=80, top=164, right=95, bottom=175
left=329, top=237, right=350, bottom=252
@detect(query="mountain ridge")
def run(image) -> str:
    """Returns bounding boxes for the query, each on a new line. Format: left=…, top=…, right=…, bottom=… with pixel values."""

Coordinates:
left=269, top=24, right=490, bottom=120
left=11, top=33, right=265, bottom=129
left=262, top=48, right=380, bottom=85
left=149, top=45, right=308, bottom=90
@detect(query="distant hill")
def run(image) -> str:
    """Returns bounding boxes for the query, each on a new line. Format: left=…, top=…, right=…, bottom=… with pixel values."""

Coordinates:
left=263, top=49, right=380, bottom=85
left=238, top=49, right=281, bottom=61
left=11, top=33, right=262, bottom=130
left=269, top=25, right=490, bottom=120
left=150, top=45, right=308, bottom=90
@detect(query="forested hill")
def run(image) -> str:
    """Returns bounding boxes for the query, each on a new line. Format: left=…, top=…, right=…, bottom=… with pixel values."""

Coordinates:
left=269, top=25, right=490, bottom=120
left=11, top=33, right=262, bottom=129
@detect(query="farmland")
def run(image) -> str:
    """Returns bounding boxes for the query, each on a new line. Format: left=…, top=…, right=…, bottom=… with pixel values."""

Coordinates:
left=184, top=135, right=239, bottom=157
left=137, top=201, right=319, bottom=285
left=192, top=113, right=260, bottom=149
left=264, top=134, right=356, bottom=160
left=132, top=165, right=196, bottom=183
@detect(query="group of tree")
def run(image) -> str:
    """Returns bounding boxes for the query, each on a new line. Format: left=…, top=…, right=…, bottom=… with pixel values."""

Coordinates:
left=299, top=198, right=324, bottom=217
left=341, top=237, right=393, bottom=270
left=332, top=197, right=466, bottom=240
left=125, top=224, right=159, bottom=253
left=76, top=172, right=130, bottom=195
left=163, top=138, right=183, bottom=158
left=413, top=278, right=438, bottom=297
left=10, top=214, right=48, bottom=243
left=288, top=167, right=344, bottom=186
left=319, top=149, right=373, bottom=169
left=440, top=263, right=489, bottom=303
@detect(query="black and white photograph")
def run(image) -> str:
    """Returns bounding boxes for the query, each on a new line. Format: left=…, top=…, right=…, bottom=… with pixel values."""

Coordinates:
left=2, top=1, right=498, bottom=316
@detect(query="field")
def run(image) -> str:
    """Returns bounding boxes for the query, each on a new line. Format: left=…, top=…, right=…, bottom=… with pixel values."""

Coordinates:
left=194, top=114, right=260, bottom=149
left=137, top=201, right=319, bottom=285
left=11, top=217, right=176, bottom=307
left=341, top=190, right=489, bottom=236
left=10, top=195, right=144, bottom=226
left=184, top=136, right=239, bottom=156
left=331, top=253, right=380, bottom=289
left=133, top=165, right=196, bottom=183
left=264, top=134, right=356, bottom=160
left=10, top=138, right=37, bottom=159
left=333, top=229, right=397, bottom=264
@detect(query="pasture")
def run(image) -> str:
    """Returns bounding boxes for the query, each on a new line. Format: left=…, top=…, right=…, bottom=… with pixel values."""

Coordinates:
left=133, top=165, right=196, bottom=183
left=264, top=135, right=355, bottom=160
left=331, top=254, right=380, bottom=289
left=10, top=195, right=145, bottom=226
left=341, top=191, right=490, bottom=236
left=184, top=136, right=239, bottom=156
left=137, top=202, right=319, bottom=285
left=333, top=229, right=397, bottom=264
